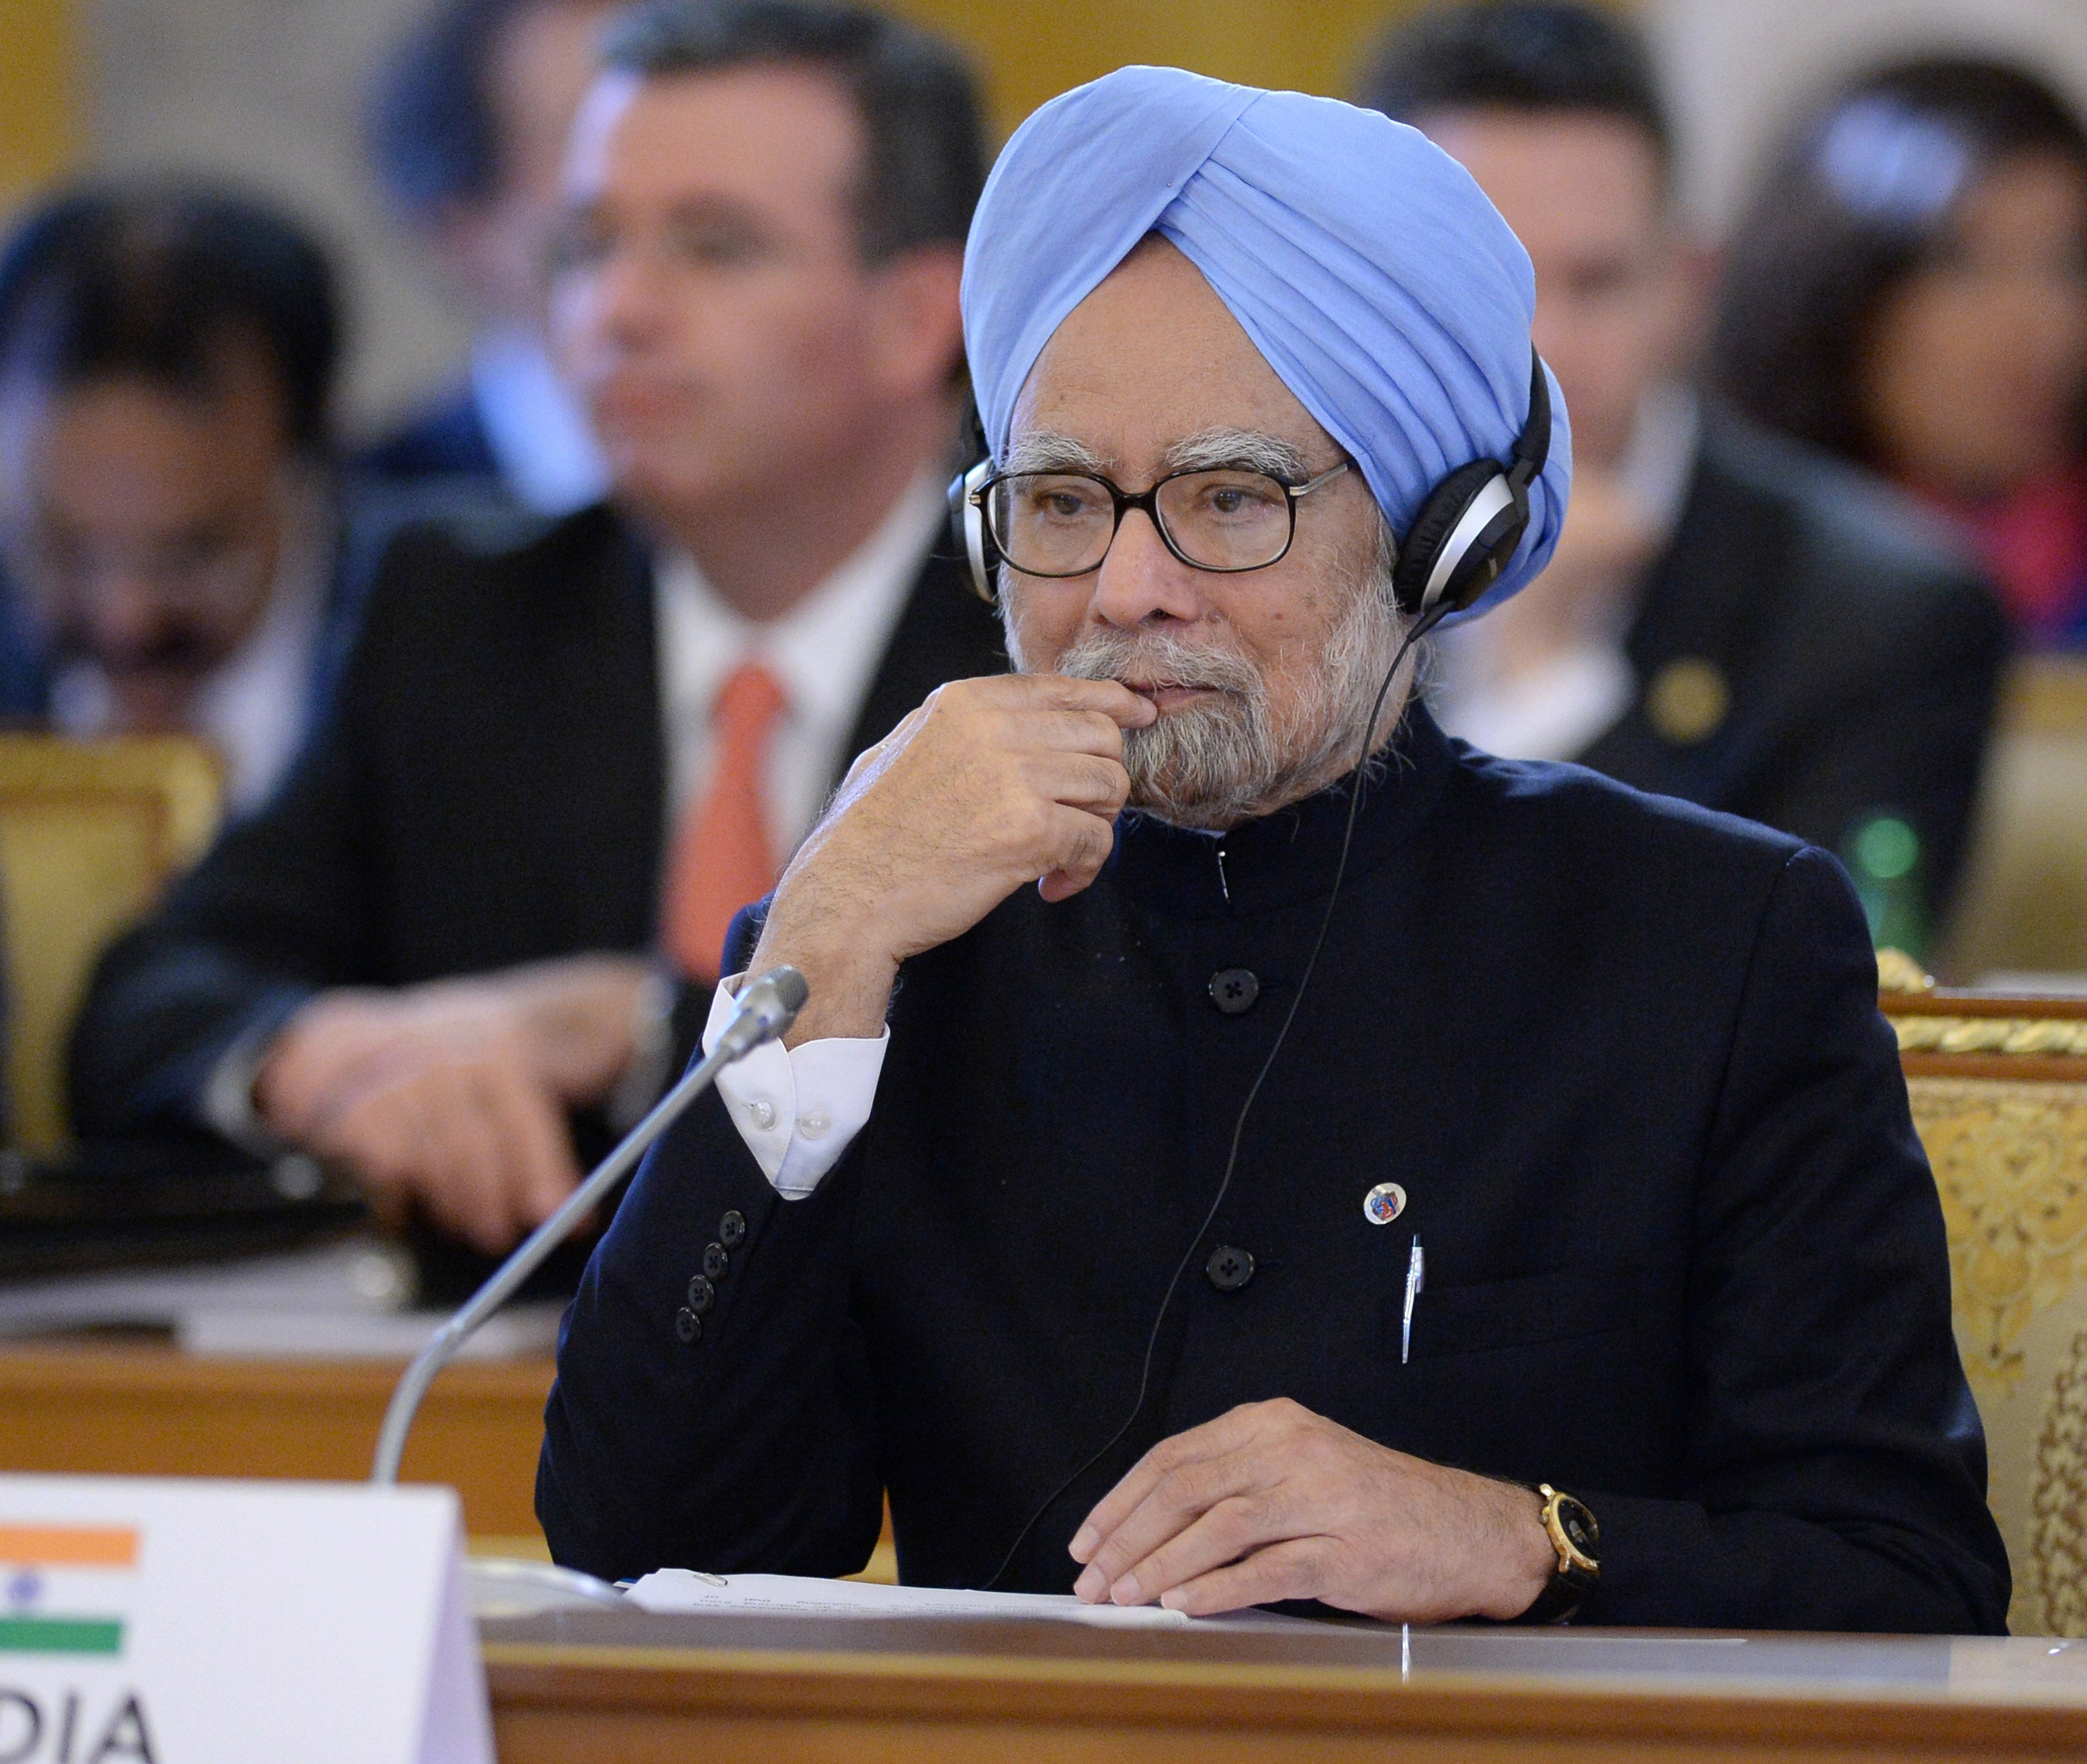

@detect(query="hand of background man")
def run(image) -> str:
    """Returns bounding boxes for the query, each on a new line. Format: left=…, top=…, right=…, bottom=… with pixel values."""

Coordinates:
left=746, top=673, right=1155, bottom=1046
left=1068, top=1398, right=1556, bottom=1621
left=254, top=955, right=653, bottom=1253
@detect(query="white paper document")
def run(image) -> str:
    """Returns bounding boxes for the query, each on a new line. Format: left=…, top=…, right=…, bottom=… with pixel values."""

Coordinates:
left=627, top=1568, right=1196, bottom=1628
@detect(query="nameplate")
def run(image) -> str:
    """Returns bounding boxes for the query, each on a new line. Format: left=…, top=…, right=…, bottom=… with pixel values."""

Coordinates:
left=0, top=1475, right=489, bottom=1763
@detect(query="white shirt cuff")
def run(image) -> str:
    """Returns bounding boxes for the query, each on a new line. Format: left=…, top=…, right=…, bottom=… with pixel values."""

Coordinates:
left=704, top=973, right=887, bottom=1198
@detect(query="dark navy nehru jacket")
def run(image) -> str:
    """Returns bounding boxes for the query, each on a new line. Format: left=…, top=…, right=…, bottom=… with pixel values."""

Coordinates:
left=539, top=705, right=2008, bottom=1633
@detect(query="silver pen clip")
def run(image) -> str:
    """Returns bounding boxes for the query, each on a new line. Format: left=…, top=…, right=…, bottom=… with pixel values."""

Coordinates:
left=1401, top=1238, right=1425, bottom=1365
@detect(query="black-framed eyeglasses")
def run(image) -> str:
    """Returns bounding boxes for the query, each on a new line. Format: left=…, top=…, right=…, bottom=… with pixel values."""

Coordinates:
left=972, top=460, right=1351, bottom=578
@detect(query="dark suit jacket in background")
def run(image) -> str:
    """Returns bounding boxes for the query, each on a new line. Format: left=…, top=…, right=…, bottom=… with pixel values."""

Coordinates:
left=67, top=501, right=1006, bottom=1161
left=1575, top=409, right=2006, bottom=932
left=351, top=385, right=499, bottom=493
left=539, top=706, right=2008, bottom=1633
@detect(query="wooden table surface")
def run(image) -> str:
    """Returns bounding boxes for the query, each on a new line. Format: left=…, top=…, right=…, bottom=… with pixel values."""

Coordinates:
left=0, top=1337, right=554, bottom=1535
left=480, top=1611, right=2087, bottom=1763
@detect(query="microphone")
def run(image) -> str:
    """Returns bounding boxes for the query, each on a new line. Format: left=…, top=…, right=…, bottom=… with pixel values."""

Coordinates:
left=371, top=965, right=809, bottom=1485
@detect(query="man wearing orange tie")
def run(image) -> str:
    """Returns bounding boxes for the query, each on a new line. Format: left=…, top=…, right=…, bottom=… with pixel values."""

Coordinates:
left=69, top=0, right=1003, bottom=1259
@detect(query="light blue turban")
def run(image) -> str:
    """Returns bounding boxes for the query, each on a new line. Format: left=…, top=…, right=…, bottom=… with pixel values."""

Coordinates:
left=961, top=66, right=1572, bottom=618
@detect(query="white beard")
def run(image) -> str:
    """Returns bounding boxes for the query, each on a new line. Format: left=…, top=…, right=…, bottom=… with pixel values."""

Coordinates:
left=1005, top=563, right=1409, bottom=831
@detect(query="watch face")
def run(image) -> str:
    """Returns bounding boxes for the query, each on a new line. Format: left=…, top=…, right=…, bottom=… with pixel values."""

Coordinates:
left=1558, top=1495, right=1599, bottom=1562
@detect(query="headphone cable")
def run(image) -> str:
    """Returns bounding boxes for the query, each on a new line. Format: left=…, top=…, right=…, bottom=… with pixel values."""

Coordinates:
left=980, top=598, right=1451, bottom=1591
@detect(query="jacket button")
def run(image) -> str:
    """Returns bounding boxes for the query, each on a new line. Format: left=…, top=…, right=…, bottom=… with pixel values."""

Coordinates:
left=702, top=1243, right=730, bottom=1281
left=685, top=1275, right=715, bottom=1314
left=1206, top=1244, right=1255, bottom=1291
left=719, top=1210, right=747, bottom=1248
left=1209, top=968, right=1260, bottom=1014
left=675, top=1307, right=702, bottom=1345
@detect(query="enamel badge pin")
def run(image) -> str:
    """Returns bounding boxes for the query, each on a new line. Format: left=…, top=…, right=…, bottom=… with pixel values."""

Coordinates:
left=1363, top=1181, right=1406, bottom=1225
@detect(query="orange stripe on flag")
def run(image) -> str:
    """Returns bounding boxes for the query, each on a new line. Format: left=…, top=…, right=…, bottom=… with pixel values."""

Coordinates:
left=0, top=1526, right=139, bottom=1568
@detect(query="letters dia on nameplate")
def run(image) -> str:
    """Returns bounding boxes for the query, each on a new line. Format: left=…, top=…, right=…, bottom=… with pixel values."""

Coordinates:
left=1363, top=1183, right=1406, bottom=1226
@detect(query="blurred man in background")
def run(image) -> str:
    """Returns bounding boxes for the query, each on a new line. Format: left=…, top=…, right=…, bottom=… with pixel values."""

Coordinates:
left=71, top=0, right=1004, bottom=1272
left=359, top=0, right=616, bottom=512
left=0, top=183, right=369, bottom=813
left=1362, top=0, right=2007, bottom=950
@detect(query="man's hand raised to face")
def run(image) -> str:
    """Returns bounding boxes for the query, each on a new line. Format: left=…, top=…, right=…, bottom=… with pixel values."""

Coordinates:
left=1068, top=1398, right=1557, bottom=1622
left=746, top=674, right=1156, bottom=1045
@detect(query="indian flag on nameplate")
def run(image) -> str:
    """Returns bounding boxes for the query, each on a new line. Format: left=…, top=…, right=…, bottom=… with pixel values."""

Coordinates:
left=0, top=1525, right=138, bottom=1656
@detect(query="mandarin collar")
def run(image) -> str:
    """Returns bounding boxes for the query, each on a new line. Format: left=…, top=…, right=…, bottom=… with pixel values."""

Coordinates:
left=1107, top=701, right=1456, bottom=919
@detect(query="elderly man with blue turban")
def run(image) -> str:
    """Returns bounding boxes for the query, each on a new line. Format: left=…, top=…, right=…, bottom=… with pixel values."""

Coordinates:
left=540, top=69, right=2006, bottom=1633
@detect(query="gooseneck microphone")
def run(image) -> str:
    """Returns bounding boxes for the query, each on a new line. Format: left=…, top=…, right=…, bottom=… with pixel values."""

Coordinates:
left=371, top=966, right=809, bottom=1485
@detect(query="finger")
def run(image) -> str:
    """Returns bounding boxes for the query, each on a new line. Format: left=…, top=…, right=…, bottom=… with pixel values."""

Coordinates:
left=309, top=1082, right=433, bottom=1226
left=1026, top=673, right=1157, bottom=727
left=1104, top=1485, right=1300, bottom=1607
left=1073, top=1445, right=1276, bottom=1602
left=1158, top=1538, right=1333, bottom=1618
left=421, top=1071, right=520, bottom=1254
left=1032, top=805, right=1119, bottom=901
left=1001, top=706, right=1131, bottom=759
left=475, top=1064, right=581, bottom=1232
left=1024, top=751, right=1131, bottom=815
left=1070, top=1410, right=1266, bottom=1565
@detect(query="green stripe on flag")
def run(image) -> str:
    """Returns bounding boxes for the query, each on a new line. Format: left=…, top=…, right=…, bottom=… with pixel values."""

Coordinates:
left=0, top=1615, right=123, bottom=1655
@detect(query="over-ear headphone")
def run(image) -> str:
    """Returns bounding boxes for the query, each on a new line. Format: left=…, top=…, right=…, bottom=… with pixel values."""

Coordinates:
left=946, top=345, right=1553, bottom=617
left=1389, top=346, right=1551, bottom=619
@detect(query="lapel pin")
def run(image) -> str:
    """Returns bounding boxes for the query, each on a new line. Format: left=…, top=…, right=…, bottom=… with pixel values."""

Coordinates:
left=1363, top=1182, right=1406, bottom=1226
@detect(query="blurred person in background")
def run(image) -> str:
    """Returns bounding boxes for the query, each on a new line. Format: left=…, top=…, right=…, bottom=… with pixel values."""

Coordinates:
left=1713, top=60, right=2087, bottom=651
left=0, top=183, right=373, bottom=814
left=1361, top=1, right=2006, bottom=951
left=359, top=0, right=617, bottom=512
left=71, top=0, right=1003, bottom=1273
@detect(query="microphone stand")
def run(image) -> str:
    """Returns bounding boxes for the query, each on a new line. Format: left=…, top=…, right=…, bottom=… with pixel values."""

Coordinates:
left=371, top=966, right=809, bottom=1489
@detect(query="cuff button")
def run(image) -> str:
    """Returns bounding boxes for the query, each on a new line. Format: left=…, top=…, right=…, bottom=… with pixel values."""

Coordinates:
left=674, top=1307, right=702, bottom=1345
left=702, top=1242, right=730, bottom=1280
left=685, top=1275, right=715, bottom=1314
left=719, top=1210, right=747, bottom=1248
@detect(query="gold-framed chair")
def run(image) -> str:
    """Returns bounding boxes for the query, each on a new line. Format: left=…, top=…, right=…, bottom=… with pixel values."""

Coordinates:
left=1881, top=971, right=2087, bottom=1634
left=0, top=734, right=223, bottom=1153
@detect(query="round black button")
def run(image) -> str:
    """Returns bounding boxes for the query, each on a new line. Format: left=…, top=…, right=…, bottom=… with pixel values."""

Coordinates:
left=719, top=1210, right=747, bottom=1248
left=685, top=1275, right=716, bottom=1315
left=674, top=1307, right=702, bottom=1344
left=1209, top=968, right=1260, bottom=1015
left=1206, top=1244, right=1255, bottom=1291
left=702, top=1242, right=730, bottom=1280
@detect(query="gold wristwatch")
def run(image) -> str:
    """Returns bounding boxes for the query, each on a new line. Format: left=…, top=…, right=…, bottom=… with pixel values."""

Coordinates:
left=1519, top=1484, right=1600, bottom=1624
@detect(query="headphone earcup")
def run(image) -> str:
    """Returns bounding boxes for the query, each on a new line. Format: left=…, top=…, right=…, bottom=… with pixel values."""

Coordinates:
left=1391, top=461, right=1504, bottom=616
left=1391, top=459, right=1528, bottom=617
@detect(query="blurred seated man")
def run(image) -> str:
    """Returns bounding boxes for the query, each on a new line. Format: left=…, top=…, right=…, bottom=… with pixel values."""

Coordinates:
left=0, top=184, right=366, bottom=812
left=539, top=67, right=2007, bottom=1633
left=69, top=0, right=1004, bottom=1262
left=359, top=0, right=616, bottom=512
left=1361, top=1, right=2007, bottom=951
